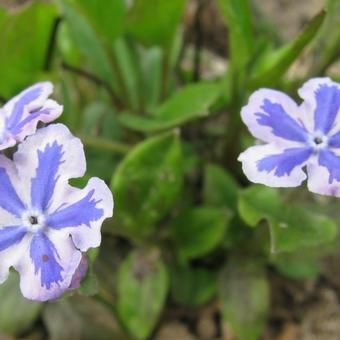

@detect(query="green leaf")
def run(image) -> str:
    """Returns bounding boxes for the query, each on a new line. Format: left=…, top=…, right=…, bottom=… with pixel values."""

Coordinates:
left=170, top=206, right=231, bottom=261
left=116, top=249, right=168, bottom=340
left=43, top=295, right=126, bottom=339
left=170, top=264, right=217, bottom=307
left=0, top=273, right=42, bottom=336
left=0, top=2, right=57, bottom=97
left=272, top=252, right=320, bottom=280
left=203, top=164, right=239, bottom=210
left=250, top=11, right=325, bottom=87
left=58, top=0, right=115, bottom=87
left=126, top=0, right=187, bottom=47
left=73, top=0, right=126, bottom=43
left=308, top=0, right=340, bottom=75
left=219, top=259, right=269, bottom=340
left=118, top=82, right=219, bottom=133
left=238, top=185, right=337, bottom=252
left=111, top=132, right=183, bottom=239
left=217, top=0, right=254, bottom=70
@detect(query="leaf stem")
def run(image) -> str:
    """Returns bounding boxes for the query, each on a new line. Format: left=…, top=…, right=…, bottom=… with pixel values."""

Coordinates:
left=77, top=134, right=132, bottom=154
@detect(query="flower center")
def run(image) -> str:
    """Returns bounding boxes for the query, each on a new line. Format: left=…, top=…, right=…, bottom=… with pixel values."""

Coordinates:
left=313, top=136, right=323, bottom=145
left=22, top=210, right=45, bottom=233
left=310, top=133, right=328, bottom=150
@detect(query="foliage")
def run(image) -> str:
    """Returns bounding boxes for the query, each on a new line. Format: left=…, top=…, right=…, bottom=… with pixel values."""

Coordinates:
left=0, top=0, right=339, bottom=339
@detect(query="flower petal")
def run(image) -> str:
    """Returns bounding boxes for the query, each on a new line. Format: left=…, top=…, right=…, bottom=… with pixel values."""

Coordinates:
left=238, top=144, right=313, bottom=187
left=0, top=226, right=27, bottom=252
left=46, top=177, right=114, bottom=251
left=298, top=77, right=340, bottom=134
left=307, top=149, right=340, bottom=196
left=241, top=89, right=309, bottom=146
left=16, top=230, right=81, bottom=301
left=13, top=124, right=86, bottom=212
left=0, top=157, right=26, bottom=218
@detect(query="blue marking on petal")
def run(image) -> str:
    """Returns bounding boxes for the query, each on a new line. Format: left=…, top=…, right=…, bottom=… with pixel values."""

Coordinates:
left=0, top=226, right=27, bottom=251
left=10, top=108, right=50, bottom=135
left=328, top=131, right=340, bottom=148
left=255, top=99, right=308, bottom=142
left=6, top=86, right=44, bottom=131
left=0, top=168, right=26, bottom=217
left=314, top=84, right=340, bottom=134
left=31, top=141, right=65, bottom=211
left=318, top=149, right=340, bottom=183
left=30, top=232, right=63, bottom=289
left=46, top=190, right=103, bottom=229
left=257, top=147, right=313, bottom=177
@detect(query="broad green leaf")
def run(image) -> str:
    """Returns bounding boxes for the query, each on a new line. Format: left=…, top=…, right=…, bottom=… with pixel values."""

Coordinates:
left=219, top=259, right=269, bottom=340
left=0, top=2, right=57, bottom=97
left=118, top=82, right=219, bottom=133
left=126, top=0, right=187, bottom=47
left=73, top=0, right=126, bottom=43
left=116, top=249, right=168, bottom=340
left=111, top=133, right=183, bottom=239
left=250, top=11, right=325, bottom=87
left=170, top=206, right=231, bottom=261
left=43, top=295, right=126, bottom=339
left=238, top=185, right=337, bottom=252
left=170, top=264, right=217, bottom=307
left=217, top=0, right=254, bottom=70
left=272, top=252, right=320, bottom=280
left=203, top=164, right=239, bottom=210
left=0, top=273, right=42, bottom=336
left=58, top=0, right=115, bottom=87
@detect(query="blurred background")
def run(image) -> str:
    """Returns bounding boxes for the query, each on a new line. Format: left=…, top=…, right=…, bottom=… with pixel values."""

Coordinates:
left=0, top=0, right=339, bottom=339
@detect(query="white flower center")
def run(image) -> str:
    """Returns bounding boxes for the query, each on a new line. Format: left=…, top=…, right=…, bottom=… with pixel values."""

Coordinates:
left=309, top=132, right=328, bottom=151
left=21, top=210, right=45, bottom=233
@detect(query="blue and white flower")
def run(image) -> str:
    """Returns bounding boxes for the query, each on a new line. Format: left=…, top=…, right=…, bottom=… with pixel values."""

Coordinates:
left=238, top=77, right=340, bottom=196
left=0, top=82, right=62, bottom=150
left=0, top=124, right=113, bottom=301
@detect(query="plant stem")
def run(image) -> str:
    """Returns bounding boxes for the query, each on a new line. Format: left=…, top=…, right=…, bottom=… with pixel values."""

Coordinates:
left=77, top=134, right=131, bottom=154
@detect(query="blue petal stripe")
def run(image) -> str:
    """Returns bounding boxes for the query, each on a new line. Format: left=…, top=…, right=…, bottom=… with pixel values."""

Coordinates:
left=0, top=226, right=27, bottom=251
left=313, top=84, right=340, bottom=134
left=6, top=86, right=44, bottom=131
left=257, top=147, right=313, bottom=177
left=255, top=99, right=308, bottom=142
left=10, top=108, right=50, bottom=135
left=0, top=168, right=26, bottom=217
left=30, top=232, right=63, bottom=289
left=46, top=190, right=103, bottom=229
left=318, top=149, right=340, bottom=183
left=31, top=141, right=65, bottom=211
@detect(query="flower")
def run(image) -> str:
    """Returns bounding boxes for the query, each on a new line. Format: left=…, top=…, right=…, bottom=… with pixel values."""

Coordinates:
left=238, top=77, right=340, bottom=196
left=0, top=82, right=62, bottom=150
left=0, top=124, right=113, bottom=301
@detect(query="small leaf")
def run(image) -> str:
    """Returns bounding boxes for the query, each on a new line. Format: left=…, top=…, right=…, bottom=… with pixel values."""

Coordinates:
left=250, top=11, right=325, bottom=87
left=238, top=185, right=337, bottom=252
left=118, top=82, right=219, bottom=133
left=170, top=206, right=231, bottom=261
left=126, top=0, right=187, bottom=47
left=73, top=0, right=126, bottom=43
left=0, top=272, right=42, bottom=336
left=0, top=2, right=57, bottom=97
left=203, top=164, right=239, bottom=210
left=58, top=0, right=115, bottom=87
left=116, top=249, right=168, bottom=340
left=217, top=0, right=254, bottom=71
left=111, top=132, right=183, bottom=239
left=219, top=259, right=269, bottom=340
left=43, top=295, right=126, bottom=339
left=170, top=264, right=217, bottom=307
left=272, top=252, right=320, bottom=280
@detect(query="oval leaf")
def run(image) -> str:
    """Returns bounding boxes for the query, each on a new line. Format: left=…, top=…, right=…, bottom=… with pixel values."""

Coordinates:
left=111, top=132, right=183, bottom=239
left=116, top=249, right=168, bottom=340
